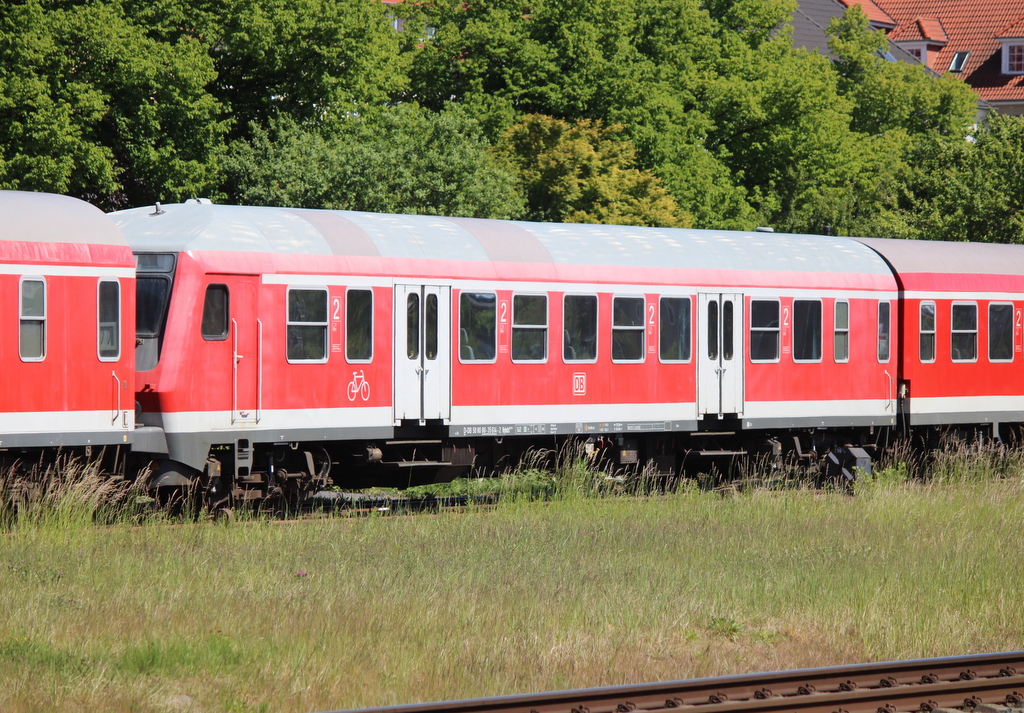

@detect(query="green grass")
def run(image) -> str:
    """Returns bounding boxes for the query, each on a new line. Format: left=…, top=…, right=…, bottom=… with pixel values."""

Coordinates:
left=1, top=444, right=1023, bottom=711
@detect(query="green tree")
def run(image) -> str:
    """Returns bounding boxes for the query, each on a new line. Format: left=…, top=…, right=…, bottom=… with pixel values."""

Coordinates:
left=494, top=114, right=690, bottom=227
left=888, top=115, right=1024, bottom=243
left=125, top=0, right=408, bottom=137
left=221, top=105, right=523, bottom=218
left=0, top=0, right=223, bottom=207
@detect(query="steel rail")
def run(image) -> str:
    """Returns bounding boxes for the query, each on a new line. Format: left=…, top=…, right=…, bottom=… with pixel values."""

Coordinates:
left=326, top=651, right=1024, bottom=713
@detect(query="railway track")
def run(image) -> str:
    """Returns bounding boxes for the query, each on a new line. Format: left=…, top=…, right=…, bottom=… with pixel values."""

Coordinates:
left=329, top=652, right=1024, bottom=713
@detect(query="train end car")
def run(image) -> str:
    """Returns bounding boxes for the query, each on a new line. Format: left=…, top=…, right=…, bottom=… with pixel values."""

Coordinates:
left=857, top=237, right=1024, bottom=441
left=0, top=191, right=136, bottom=462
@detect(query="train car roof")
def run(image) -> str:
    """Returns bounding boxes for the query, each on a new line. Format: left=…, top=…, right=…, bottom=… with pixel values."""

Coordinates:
left=114, top=202, right=895, bottom=281
left=0, top=191, right=127, bottom=247
left=856, top=237, right=1024, bottom=292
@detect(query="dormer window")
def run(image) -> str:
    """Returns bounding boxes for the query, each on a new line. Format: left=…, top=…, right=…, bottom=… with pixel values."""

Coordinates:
left=1002, top=40, right=1024, bottom=74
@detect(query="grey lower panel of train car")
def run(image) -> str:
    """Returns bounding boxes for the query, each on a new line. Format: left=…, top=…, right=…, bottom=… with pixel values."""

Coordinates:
left=0, top=430, right=131, bottom=449
left=450, top=419, right=700, bottom=438
left=138, top=425, right=395, bottom=472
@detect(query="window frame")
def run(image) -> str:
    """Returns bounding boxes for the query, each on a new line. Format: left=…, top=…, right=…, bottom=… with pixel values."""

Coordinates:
left=510, top=292, right=548, bottom=364
left=877, top=300, right=892, bottom=364
left=1003, top=40, right=1024, bottom=74
left=345, top=287, right=374, bottom=364
left=833, top=299, right=849, bottom=364
left=658, top=295, right=692, bottom=364
left=98, top=278, right=122, bottom=361
left=792, top=299, right=823, bottom=364
left=919, top=301, right=936, bottom=363
left=286, top=286, right=329, bottom=364
left=458, top=291, right=497, bottom=364
left=562, top=293, right=599, bottom=364
left=200, top=283, right=230, bottom=342
left=611, top=294, right=646, bottom=364
left=19, top=276, right=46, bottom=362
left=749, top=298, right=781, bottom=364
left=950, top=301, right=978, bottom=363
left=988, top=301, right=1014, bottom=363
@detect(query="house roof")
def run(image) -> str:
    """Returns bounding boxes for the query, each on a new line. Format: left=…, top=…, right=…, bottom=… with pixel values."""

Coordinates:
left=791, top=0, right=923, bottom=65
left=839, top=0, right=897, bottom=29
left=848, top=0, right=1024, bottom=104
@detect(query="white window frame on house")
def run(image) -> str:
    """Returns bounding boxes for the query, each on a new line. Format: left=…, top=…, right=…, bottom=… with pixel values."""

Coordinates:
left=1002, top=40, right=1024, bottom=74
left=898, top=42, right=928, bottom=65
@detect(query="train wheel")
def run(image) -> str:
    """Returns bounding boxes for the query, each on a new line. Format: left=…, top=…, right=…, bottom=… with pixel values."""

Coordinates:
left=213, top=507, right=234, bottom=525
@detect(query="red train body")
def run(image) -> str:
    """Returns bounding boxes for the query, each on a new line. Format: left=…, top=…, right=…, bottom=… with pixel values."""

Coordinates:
left=0, top=192, right=135, bottom=455
left=2, top=191, right=1020, bottom=501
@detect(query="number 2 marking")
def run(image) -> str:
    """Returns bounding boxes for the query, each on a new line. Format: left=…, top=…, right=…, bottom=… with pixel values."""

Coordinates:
left=500, top=301, right=508, bottom=323
left=332, top=297, right=342, bottom=321
left=648, top=303, right=656, bottom=326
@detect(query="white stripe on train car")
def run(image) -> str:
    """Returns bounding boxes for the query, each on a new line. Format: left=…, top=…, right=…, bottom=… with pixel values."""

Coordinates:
left=263, top=273, right=897, bottom=299
left=0, top=410, right=134, bottom=434
left=0, top=264, right=134, bottom=278
left=155, top=407, right=394, bottom=434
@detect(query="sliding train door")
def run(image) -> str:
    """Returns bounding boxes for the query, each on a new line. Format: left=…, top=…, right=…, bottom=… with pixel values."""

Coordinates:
left=393, top=284, right=451, bottom=424
left=697, top=292, right=744, bottom=417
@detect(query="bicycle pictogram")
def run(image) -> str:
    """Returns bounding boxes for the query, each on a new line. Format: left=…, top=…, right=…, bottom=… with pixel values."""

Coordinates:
left=347, top=370, right=370, bottom=401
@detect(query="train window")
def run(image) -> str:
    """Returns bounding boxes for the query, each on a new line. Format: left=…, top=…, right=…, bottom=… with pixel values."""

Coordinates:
left=425, top=293, right=438, bottom=361
left=989, top=303, right=1014, bottom=362
left=19, top=277, right=46, bottom=361
left=406, top=293, right=420, bottom=360
left=201, top=284, right=229, bottom=341
left=834, top=300, right=849, bottom=363
left=722, top=300, right=734, bottom=360
left=659, top=297, right=691, bottom=362
left=563, top=294, right=598, bottom=362
left=459, top=292, right=496, bottom=362
left=136, top=275, right=172, bottom=338
left=512, top=294, right=547, bottom=363
left=98, top=279, right=121, bottom=360
left=793, top=300, right=822, bottom=362
left=877, top=301, right=891, bottom=363
left=919, top=302, right=936, bottom=363
left=749, top=299, right=779, bottom=362
left=346, top=289, right=373, bottom=362
left=707, top=300, right=719, bottom=360
left=287, top=288, right=328, bottom=362
left=951, top=302, right=977, bottom=362
left=612, top=296, right=645, bottom=362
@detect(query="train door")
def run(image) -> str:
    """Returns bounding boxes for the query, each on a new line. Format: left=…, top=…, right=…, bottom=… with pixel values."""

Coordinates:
left=231, top=279, right=261, bottom=424
left=394, top=284, right=451, bottom=424
left=697, top=292, right=744, bottom=416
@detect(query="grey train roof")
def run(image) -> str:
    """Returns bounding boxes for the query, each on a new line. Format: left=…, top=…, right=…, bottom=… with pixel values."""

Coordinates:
left=0, top=191, right=126, bottom=246
left=113, top=201, right=893, bottom=276
left=856, top=237, right=1024, bottom=276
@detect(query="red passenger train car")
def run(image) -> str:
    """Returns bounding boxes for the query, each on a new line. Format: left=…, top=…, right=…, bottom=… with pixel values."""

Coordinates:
left=0, top=191, right=135, bottom=456
left=111, top=201, right=899, bottom=500
left=859, top=238, right=1024, bottom=437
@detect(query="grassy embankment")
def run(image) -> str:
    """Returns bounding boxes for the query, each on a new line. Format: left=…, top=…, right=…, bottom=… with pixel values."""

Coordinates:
left=0, top=444, right=1022, bottom=713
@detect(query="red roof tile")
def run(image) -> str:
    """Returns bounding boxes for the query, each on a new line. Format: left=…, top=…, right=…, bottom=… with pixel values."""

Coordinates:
left=838, top=0, right=897, bottom=27
left=868, top=0, right=1024, bottom=104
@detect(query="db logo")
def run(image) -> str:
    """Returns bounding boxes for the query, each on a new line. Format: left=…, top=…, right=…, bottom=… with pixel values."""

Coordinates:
left=572, top=372, right=586, bottom=395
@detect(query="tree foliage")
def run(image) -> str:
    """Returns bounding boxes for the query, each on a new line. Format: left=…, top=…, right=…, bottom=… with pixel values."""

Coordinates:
left=221, top=105, right=523, bottom=218
left=494, top=114, right=689, bottom=227
left=0, top=0, right=222, bottom=207
left=4, top=0, right=1024, bottom=243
